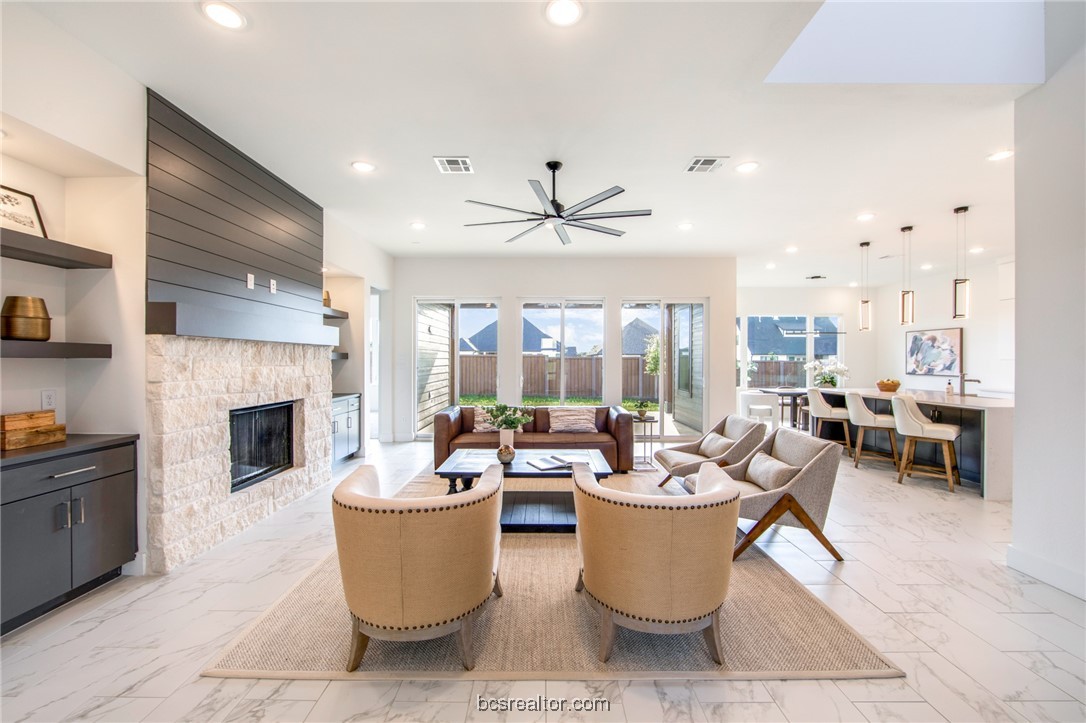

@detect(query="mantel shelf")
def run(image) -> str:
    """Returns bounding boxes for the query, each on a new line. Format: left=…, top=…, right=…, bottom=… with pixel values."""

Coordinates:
left=322, top=307, right=349, bottom=321
left=1, top=340, right=113, bottom=359
left=0, top=228, right=113, bottom=269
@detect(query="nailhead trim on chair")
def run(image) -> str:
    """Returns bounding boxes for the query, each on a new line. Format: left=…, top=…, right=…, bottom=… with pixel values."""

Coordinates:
left=582, top=585, right=721, bottom=625
left=333, top=485, right=501, bottom=513
left=350, top=593, right=493, bottom=631
left=573, top=485, right=740, bottom=508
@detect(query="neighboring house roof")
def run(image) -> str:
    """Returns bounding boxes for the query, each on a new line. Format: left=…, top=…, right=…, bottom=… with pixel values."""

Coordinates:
left=462, top=318, right=556, bottom=353
left=622, top=317, right=658, bottom=355
left=746, top=316, right=841, bottom=356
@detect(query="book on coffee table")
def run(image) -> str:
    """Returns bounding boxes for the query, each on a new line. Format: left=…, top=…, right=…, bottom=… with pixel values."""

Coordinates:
left=527, top=455, right=573, bottom=471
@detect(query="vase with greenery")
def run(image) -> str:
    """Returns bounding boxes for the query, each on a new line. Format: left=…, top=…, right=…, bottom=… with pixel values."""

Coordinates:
left=803, top=357, right=850, bottom=388
left=630, top=399, right=650, bottom=419
left=483, top=403, right=533, bottom=450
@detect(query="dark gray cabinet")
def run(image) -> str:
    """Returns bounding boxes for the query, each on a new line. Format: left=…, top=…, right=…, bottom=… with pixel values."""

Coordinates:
left=332, top=393, right=361, bottom=461
left=1, top=435, right=138, bottom=633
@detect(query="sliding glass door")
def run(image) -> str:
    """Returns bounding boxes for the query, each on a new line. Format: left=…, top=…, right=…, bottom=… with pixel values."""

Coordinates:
left=663, top=302, right=705, bottom=436
left=416, top=302, right=455, bottom=434
left=521, top=301, right=604, bottom=406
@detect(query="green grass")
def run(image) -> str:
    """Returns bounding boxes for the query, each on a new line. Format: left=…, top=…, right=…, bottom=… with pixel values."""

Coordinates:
left=457, top=394, right=658, bottom=411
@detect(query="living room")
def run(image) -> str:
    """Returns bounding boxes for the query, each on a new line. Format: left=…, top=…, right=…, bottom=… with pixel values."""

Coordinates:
left=1, top=2, right=1083, bottom=722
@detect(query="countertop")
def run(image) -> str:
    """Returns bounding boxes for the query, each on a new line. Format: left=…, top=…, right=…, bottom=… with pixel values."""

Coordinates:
left=1, top=433, right=140, bottom=468
left=821, top=387, right=1014, bottom=410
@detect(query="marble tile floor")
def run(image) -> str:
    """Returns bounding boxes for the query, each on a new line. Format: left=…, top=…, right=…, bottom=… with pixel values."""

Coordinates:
left=1, top=440, right=1083, bottom=723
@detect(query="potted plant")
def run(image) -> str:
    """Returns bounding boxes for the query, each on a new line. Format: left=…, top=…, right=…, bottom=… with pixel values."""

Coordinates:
left=803, top=357, right=850, bottom=388
left=629, top=399, right=651, bottom=419
left=482, top=403, right=533, bottom=453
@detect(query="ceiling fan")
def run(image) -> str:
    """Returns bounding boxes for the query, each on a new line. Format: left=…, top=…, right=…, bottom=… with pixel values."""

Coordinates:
left=464, top=161, right=652, bottom=245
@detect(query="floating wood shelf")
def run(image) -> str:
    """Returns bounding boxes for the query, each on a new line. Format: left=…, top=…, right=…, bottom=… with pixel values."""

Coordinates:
left=330, top=350, right=349, bottom=360
left=322, top=307, right=349, bottom=321
left=1, top=340, right=112, bottom=359
left=0, top=228, right=113, bottom=270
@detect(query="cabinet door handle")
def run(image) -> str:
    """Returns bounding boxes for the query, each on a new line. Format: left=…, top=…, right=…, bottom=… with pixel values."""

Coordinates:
left=347, top=416, right=352, bottom=429
left=73, top=497, right=86, bottom=525
left=333, top=420, right=338, bottom=433
left=50, top=466, right=96, bottom=479
left=56, top=501, right=72, bottom=530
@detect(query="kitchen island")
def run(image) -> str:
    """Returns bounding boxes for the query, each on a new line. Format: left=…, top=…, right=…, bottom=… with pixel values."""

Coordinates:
left=818, top=388, right=1014, bottom=500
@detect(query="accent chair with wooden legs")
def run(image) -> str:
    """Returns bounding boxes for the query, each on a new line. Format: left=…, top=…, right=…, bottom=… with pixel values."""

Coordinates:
left=844, top=391, right=899, bottom=469
left=891, top=395, right=962, bottom=492
left=806, top=388, right=852, bottom=457
left=654, top=415, right=765, bottom=491
left=687, top=428, right=844, bottom=562
left=572, top=463, right=741, bottom=664
left=331, top=464, right=504, bottom=671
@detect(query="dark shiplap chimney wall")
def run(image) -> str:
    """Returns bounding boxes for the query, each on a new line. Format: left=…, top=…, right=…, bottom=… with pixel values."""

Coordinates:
left=145, top=90, right=336, bottom=345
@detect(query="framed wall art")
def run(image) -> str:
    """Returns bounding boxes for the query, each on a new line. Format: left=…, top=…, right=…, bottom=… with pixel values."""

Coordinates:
left=905, top=328, right=962, bottom=376
left=0, top=185, right=47, bottom=238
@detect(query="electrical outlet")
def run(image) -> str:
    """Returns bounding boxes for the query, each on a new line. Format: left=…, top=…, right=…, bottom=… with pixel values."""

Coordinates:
left=246, top=273, right=255, bottom=290
left=269, top=279, right=277, bottom=294
left=41, top=389, right=57, bottom=410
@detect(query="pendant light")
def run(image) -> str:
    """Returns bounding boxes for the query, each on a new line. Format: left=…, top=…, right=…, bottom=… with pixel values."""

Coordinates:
left=858, top=241, right=872, bottom=332
left=900, top=225, right=915, bottom=325
left=952, top=206, right=970, bottom=319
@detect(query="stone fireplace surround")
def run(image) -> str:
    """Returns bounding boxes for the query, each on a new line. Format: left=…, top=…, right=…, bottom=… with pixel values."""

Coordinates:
left=146, top=335, right=333, bottom=573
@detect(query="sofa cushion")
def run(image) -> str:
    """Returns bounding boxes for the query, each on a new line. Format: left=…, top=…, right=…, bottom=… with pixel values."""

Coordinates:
left=450, top=432, right=499, bottom=450
left=472, top=407, right=499, bottom=433
left=655, top=448, right=707, bottom=470
left=746, top=452, right=801, bottom=491
left=548, top=407, right=599, bottom=433
left=698, top=432, right=735, bottom=459
left=528, top=432, right=614, bottom=446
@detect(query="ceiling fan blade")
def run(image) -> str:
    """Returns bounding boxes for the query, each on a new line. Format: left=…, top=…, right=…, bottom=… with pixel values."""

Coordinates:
left=567, top=209, right=652, bottom=220
left=564, top=220, right=626, bottom=237
left=464, top=218, right=544, bottom=227
left=466, top=199, right=540, bottom=216
left=528, top=179, right=558, bottom=215
left=560, top=185, right=625, bottom=216
left=554, top=224, right=573, bottom=246
left=505, top=222, right=545, bottom=243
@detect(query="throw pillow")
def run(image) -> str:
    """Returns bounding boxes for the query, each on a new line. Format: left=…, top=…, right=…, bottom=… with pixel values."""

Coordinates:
left=548, top=407, right=598, bottom=433
left=698, top=432, right=735, bottom=459
left=472, top=407, right=499, bottom=433
left=745, top=452, right=801, bottom=491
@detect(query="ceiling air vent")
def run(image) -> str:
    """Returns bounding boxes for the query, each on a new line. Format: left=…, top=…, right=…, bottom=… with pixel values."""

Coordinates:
left=684, top=157, right=728, bottom=173
left=434, top=157, right=473, bottom=174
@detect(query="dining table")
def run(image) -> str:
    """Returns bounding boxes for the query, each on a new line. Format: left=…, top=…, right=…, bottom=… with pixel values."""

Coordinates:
left=759, top=387, right=809, bottom=429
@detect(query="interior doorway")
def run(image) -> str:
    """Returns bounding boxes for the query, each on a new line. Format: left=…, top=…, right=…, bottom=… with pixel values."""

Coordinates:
left=367, top=289, right=381, bottom=439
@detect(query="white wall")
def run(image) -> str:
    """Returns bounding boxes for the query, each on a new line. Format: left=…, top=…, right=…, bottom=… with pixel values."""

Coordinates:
left=737, top=286, right=877, bottom=388
left=1009, top=21, right=1085, bottom=599
left=392, top=256, right=737, bottom=442
left=874, top=261, right=1014, bottom=394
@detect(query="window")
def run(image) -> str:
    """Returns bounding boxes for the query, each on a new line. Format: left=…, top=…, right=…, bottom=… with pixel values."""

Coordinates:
left=741, top=315, right=845, bottom=388
left=457, top=302, right=499, bottom=406
left=621, top=302, right=660, bottom=412
left=521, top=301, right=603, bottom=406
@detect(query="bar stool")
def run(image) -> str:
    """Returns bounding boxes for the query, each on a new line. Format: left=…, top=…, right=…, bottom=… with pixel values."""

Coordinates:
left=844, top=391, right=899, bottom=469
left=891, top=395, right=961, bottom=492
left=740, top=390, right=779, bottom=430
left=805, top=388, right=852, bottom=456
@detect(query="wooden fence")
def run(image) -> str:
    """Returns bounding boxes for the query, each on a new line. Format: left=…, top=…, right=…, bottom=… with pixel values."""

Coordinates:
left=747, top=360, right=806, bottom=388
left=458, top=354, right=658, bottom=400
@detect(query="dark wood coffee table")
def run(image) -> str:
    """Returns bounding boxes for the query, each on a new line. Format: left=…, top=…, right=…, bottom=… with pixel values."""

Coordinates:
left=435, top=449, right=612, bottom=533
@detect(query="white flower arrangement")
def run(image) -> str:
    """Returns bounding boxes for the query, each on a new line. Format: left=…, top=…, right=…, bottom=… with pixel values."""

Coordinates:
left=804, top=357, right=850, bottom=387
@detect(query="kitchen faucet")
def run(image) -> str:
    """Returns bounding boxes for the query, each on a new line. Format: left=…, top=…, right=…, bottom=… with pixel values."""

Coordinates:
left=959, top=373, right=981, bottom=396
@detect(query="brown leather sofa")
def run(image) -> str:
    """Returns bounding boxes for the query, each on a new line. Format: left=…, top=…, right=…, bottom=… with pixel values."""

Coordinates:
left=433, top=405, right=634, bottom=472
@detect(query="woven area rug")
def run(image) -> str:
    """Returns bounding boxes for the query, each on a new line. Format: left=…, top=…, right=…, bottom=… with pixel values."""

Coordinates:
left=204, top=471, right=902, bottom=681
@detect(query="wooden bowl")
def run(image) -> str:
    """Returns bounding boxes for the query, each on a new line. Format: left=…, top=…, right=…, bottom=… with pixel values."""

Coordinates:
left=876, top=381, right=901, bottom=393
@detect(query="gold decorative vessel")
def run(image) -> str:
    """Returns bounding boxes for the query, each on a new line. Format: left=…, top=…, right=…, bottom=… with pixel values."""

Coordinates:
left=1, top=296, right=51, bottom=341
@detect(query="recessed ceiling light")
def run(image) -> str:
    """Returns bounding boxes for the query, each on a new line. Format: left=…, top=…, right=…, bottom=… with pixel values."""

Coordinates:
left=920, top=263, right=933, bottom=270
left=969, top=246, right=984, bottom=254
left=856, top=212, right=876, bottom=223
left=410, top=221, right=426, bottom=230
left=765, top=262, right=776, bottom=270
left=320, top=266, right=328, bottom=273
left=677, top=222, right=693, bottom=231
left=546, top=0, right=582, bottom=26
left=785, top=245, right=798, bottom=254
left=987, top=150, right=1014, bottom=161
left=735, top=161, right=759, bottom=174
left=201, top=1, right=247, bottom=29
left=848, top=281, right=858, bottom=287
left=351, top=161, right=376, bottom=173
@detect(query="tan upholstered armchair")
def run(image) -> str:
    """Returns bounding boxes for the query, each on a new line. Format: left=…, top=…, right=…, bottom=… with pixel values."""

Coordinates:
left=689, top=427, right=843, bottom=562
left=331, top=464, right=503, bottom=671
left=654, top=415, right=766, bottom=490
left=572, top=463, right=741, bottom=664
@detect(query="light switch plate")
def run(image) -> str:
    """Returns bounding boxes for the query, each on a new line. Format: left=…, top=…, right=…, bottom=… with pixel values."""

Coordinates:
left=269, top=279, right=277, bottom=294
left=246, top=273, right=255, bottom=289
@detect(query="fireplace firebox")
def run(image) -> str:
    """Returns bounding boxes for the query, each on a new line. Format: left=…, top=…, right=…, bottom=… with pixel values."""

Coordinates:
left=229, top=401, right=294, bottom=492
